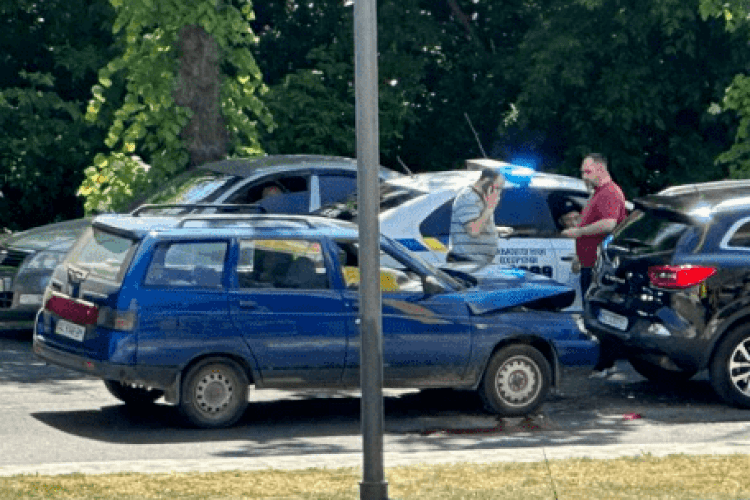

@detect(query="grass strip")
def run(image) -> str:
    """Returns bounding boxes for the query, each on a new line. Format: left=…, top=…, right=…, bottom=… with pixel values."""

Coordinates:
left=1, top=453, right=749, bottom=499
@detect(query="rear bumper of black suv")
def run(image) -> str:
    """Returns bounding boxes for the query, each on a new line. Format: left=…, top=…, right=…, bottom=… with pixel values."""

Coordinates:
left=583, top=295, right=710, bottom=371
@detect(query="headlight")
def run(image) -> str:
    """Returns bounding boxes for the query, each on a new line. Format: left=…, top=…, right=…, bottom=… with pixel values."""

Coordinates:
left=18, top=250, right=67, bottom=273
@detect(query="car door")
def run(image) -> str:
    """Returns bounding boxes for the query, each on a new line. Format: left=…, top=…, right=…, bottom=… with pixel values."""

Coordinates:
left=545, top=188, right=592, bottom=312
left=333, top=239, right=473, bottom=386
left=228, top=237, right=349, bottom=386
left=135, top=239, right=240, bottom=368
left=492, top=187, right=559, bottom=278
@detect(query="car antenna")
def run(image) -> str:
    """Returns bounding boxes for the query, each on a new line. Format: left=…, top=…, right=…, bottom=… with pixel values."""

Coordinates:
left=396, top=155, right=414, bottom=176
left=465, top=112, right=488, bottom=158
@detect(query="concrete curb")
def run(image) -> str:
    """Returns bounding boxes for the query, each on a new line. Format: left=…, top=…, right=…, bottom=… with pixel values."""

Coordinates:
left=3, top=441, right=750, bottom=477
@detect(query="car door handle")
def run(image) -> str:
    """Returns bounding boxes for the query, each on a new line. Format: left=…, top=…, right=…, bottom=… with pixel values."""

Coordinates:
left=561, top=254, right=576, bottom=262
left=239, top=300, right=258, bottom=309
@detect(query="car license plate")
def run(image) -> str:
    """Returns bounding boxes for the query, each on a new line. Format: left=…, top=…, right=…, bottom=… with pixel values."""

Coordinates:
left=55, top=319, right=86, bottom=341
left=598, top=309, right=628, bottom=331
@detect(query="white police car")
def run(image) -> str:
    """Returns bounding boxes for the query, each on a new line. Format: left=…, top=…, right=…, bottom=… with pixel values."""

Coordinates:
left=318, top=159, right=592, bottom=311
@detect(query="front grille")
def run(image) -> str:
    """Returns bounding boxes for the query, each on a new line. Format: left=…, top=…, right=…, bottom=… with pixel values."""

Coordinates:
left=0, top=247, right=32, bottom=309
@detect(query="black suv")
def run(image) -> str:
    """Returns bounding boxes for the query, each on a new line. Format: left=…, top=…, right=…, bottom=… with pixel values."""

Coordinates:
left=584, top=180, right=750, bottom=408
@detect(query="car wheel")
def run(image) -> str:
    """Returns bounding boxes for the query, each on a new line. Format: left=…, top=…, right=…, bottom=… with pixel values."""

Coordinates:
left=627, top=356, right=697, bottom=384
left=479, top=345, right=551, bottom=416
left=710, top=325, right=750, bottom=408
left=179, top=357, right=249, bottom=429
left=104, top=380, right=164, bottom=405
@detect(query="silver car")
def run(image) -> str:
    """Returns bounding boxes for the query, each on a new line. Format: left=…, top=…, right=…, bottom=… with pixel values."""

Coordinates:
left=0, top=155, right=400, bottom=331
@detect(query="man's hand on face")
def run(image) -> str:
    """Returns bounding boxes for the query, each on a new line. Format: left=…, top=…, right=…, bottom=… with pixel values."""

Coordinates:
left=485, top=186, right=500, bottom=210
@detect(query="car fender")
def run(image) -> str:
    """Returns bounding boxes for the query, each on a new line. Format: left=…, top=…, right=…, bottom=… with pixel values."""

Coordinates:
left=464, top=323, right=560, bottom=391
left=706, top=296, right=750, bottom=368
left=167, top=350, right=262, bottom=405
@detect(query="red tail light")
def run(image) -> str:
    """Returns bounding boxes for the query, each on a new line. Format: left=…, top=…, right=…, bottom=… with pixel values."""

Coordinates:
left=97, top=306, right=137, bottom=331
left=44, top=293, right=99, bottom=325
left=648, top=265, right=716, bottom=289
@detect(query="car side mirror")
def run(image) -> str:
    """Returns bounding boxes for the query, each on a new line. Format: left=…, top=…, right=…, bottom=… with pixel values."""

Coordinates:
left=422, top=274, right=446, bottom=295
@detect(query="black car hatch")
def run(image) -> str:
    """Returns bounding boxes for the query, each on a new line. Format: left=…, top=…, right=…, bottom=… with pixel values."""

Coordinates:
left=598, top=207, right=702, bottom=301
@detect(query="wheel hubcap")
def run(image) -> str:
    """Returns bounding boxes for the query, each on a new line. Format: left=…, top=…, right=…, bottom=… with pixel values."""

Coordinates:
left=195, top=372, right=233, bottom=414
left=496, top=356, right=540, bottom=407
left=728, top=339, right=750, bottom=395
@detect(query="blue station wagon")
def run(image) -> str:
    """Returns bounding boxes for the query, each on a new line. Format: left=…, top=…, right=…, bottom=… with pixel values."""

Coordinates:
left=33, top=211, right=598, bottom=428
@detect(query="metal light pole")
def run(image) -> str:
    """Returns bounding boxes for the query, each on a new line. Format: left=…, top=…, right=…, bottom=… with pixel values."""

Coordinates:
left=354, top=0, right=388, bottom=499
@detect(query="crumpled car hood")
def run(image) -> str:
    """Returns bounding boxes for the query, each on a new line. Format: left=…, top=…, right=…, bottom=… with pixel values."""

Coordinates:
left=1, top=218, right=92, bottom=252
left=442, top=263, right=575, bottom=314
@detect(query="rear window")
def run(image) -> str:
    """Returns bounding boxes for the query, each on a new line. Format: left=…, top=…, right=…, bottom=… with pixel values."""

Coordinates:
left=66, top=228, right=138, bottom=283
left=612, top=210, right=697, bottom=255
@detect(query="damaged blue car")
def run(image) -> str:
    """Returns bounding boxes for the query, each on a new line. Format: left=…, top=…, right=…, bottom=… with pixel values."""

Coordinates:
left=33, top=210, right=598, bottom=428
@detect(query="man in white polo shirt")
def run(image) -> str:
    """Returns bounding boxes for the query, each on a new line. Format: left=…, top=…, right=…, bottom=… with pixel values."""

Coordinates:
left=447, top=168, right=505, bottom=264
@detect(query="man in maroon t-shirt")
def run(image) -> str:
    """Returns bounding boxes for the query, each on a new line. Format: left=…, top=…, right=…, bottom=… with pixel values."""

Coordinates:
left=562, top=153, right=628, bottom=376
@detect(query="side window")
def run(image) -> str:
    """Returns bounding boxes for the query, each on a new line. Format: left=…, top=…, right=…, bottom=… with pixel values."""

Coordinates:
left=237, top=239, right=329, bottom=290
left=335, top=240, right=423, bottom=292
left=319, top=174, right=358, bottom=206
left=727, top=220, right=750, bottom=248
left=495, top=188, right=556, bottom=236
left=547, top=190, right=590, bottom=231
left=226, top=175, right=311, bottom=214
left=419, top=200, right=453, bottom=239
left=144, top=241, right=227, bottom=288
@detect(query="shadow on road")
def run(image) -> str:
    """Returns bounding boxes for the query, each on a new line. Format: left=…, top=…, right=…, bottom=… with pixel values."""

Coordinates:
left=30, top=369, right=750, bottom=457
left=10, top=327, right=750, bottom=456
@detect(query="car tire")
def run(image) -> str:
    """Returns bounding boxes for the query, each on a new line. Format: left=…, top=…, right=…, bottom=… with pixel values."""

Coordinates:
left=710, top=324, right=750, bottom=409
left=179, top=357, right=249, bottom=429
left=104, top=380, right=164, bottom=405
left=627, top=356, right=697, bottom=384
left=479, top=345, right=551, bottom=416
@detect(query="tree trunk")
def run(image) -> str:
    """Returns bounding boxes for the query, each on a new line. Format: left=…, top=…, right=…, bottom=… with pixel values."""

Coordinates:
left=174, top=24, right=228, bottom=167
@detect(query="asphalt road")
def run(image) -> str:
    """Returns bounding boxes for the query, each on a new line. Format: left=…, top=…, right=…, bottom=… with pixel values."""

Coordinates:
left=2, top=330, right=750, bottom=475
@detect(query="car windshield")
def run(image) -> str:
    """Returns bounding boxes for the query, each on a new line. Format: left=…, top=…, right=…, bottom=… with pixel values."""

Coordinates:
left=130, top=169, right=244, bottom=212
left=612, top=209, right=695, bottom=255
left=65, top=228, right=138, bottom=283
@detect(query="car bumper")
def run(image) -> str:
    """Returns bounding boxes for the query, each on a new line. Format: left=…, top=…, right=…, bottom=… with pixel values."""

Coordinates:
left=33, top=335, right=179, bottom=390
left=583, top=299, right=708, bottom=370
left=0, top=305, right=38, bottom=331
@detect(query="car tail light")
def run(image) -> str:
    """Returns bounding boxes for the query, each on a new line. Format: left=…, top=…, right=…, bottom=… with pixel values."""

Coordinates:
left=648, top=265, right=716, bottom=289
left=44, top=293, right=99, bottom=325
left=97, top=299, right=138, bottom=331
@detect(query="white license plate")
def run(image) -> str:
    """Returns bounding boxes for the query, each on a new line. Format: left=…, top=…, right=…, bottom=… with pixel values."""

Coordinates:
left=55, top=319, right=86, bottom=341
left=598, top=309, right=628, bottom=331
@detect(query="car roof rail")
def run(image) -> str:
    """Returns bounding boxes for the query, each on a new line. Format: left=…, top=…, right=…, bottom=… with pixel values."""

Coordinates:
left=131, top=203, right=266, bottom=216
left=175, top=214, right=317, bottom=229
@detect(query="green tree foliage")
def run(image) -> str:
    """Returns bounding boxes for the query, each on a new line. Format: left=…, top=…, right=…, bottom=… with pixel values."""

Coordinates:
left=253, top=0, right=437, bottom=164
left=700, top=0, right=750, bottom=178
left=394, top=0, right=547, bottom=171
left=0, top=0, right=116, bottom=230
left=252, top=0, right=543, bottom=172
left=81, top=0, right=274, bottom=213
left=506, top=0, right=748, bottom=196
